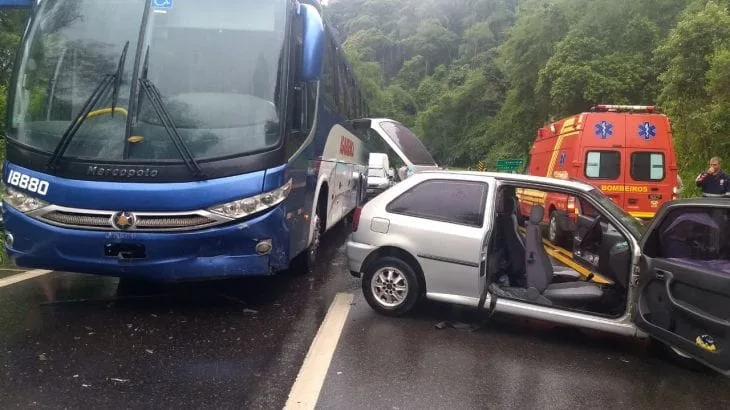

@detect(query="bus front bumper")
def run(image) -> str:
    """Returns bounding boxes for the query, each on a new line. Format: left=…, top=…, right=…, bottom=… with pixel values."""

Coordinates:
left=2, top=205, right=291, bottom=282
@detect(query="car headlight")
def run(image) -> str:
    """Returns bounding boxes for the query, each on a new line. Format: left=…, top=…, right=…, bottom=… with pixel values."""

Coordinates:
left=208, top=179, right=293, bottom=219
left=3, top=185, right=49, bottom=213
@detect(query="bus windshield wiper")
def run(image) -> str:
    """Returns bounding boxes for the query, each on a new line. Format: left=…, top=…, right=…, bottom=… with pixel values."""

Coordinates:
left=110, top=41, right=130, bottom=116
left=138, top=77, right=204, bottom=178
left=47, top=41, right=130, bottom=171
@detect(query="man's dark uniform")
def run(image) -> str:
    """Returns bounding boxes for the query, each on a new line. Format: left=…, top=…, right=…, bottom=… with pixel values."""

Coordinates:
left=696, top=170, right=730, bottom=197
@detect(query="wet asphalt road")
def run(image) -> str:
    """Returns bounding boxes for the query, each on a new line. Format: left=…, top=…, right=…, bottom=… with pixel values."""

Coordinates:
left=0, top=222, right=728, bottom=409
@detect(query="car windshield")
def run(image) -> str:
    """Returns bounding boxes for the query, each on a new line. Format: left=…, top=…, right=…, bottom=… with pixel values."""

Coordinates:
left=368, top=168, right=386, bottom=177
left=379, top=121, right=437, bottom=166
left=587, top=188, right=646, bottom=239
left=8, top=0, right=288, bottom=162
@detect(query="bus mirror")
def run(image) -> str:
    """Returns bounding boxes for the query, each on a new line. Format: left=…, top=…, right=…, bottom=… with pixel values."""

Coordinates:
left=0, top=0, right=34, bottom=7
left=350, top=119, right=371, bottom=131
left=299, top=3, right=324, bottom=82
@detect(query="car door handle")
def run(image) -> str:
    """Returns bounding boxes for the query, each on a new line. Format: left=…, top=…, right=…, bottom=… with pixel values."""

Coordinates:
left=654, top=269, right=668, bottom=280
left=663, top=276, right=730, bottom=328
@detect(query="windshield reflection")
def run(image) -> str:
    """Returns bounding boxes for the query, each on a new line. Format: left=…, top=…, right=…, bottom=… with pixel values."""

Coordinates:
left=8, top=0, right=288, bottom=162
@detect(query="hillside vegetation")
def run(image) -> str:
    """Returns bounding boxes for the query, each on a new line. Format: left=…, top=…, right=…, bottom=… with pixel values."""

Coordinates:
left=328, top=0, right=730, bottom=196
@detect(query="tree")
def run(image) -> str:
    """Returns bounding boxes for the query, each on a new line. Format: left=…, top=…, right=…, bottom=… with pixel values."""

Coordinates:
left=657, top=0, right=730, bottom=196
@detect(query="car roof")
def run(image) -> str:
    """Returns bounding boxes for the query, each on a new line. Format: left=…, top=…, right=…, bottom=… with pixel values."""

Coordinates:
left=415, top=170, right=597, bottom=192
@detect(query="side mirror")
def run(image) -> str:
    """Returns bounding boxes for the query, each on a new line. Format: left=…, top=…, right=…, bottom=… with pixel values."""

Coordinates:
left=299, top=3, right=324, bottom=82
left=0, top=0, right=34, bottom=7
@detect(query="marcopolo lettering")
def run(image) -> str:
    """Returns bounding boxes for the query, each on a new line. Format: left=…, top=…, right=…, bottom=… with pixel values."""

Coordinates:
left=87, top=166, right=159, bottom=178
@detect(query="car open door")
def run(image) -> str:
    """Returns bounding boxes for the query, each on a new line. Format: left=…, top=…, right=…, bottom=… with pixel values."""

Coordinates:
left=633, top=199, right=730, bottom=375
left=351, top=118, right=439, bottom=173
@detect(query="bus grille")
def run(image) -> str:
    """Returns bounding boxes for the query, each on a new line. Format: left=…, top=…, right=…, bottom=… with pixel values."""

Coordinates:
left=36, top=209, right=225, bottom=232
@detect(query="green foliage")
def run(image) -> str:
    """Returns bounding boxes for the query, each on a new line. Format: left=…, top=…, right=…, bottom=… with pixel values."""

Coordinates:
left=652, top=0, right=730, bottom=197
left=0, top=9, right=29, bottom=150
left=328, top=0, right=730, bottom=196
left=0, top=1, right=728, bottom=200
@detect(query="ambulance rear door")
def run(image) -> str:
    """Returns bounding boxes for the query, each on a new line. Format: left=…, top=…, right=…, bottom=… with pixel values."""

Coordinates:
left=624, top=114, right=673, bottom=220
left=581, top=112, right=627, bottom=208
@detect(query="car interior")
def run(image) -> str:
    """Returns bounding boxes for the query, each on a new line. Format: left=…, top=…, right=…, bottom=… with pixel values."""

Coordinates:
left=487, top=185, right=632, bottom=317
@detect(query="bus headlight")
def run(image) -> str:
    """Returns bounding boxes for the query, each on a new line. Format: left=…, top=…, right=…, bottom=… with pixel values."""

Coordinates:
left=3, top=186, right=49, bottom=213
left=208, top=179, right=293, bottom=219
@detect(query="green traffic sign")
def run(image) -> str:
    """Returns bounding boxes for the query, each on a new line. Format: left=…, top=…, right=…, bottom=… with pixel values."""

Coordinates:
left=495, top=159, right=524, bottom=171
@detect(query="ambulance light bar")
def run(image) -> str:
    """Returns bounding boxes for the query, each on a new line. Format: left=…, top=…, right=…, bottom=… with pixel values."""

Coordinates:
left=591, top=104, right=657, bottom=113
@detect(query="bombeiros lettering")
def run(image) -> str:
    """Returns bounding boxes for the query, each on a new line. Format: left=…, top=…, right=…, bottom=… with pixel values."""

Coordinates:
left=6, top=170, right=49, bottom=195
left=600, top=185, right=649, bottom=193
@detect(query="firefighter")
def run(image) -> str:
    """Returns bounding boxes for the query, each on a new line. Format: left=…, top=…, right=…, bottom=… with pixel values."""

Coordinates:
left=695, top=157, right=730, bottom=197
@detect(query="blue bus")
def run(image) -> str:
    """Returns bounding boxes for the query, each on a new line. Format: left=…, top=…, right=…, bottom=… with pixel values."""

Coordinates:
left=0, top=0, right=431, bottom=281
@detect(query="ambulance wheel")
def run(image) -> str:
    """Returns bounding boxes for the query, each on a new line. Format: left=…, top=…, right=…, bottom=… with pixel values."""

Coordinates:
left=548, top=210, right=567, bottom=246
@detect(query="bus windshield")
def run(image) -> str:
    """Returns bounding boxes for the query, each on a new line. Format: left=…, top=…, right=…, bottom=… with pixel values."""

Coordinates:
left=8, top=0, right=288, bottom=162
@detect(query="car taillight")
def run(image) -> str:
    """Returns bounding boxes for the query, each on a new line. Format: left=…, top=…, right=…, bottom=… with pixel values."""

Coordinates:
left=352, top=206, right=362, bottom=232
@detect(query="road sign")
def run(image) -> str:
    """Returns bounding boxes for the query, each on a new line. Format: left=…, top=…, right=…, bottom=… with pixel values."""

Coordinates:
left=477, top=161, right=487, bottom=172
left=496, top=159, right=524, bottom=173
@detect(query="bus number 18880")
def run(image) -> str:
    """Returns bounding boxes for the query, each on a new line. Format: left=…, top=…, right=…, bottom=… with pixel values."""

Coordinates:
left=6, top=170, right=49, bottom=196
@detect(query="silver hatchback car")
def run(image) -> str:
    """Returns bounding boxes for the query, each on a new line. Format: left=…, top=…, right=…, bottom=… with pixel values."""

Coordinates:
left=346, top=170, right=730, bottom=375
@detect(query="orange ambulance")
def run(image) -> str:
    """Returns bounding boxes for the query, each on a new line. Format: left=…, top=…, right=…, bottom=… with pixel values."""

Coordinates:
left=521, top=104, right=680, bottom=243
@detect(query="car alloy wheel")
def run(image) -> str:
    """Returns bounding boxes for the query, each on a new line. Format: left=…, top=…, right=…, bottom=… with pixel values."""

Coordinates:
left=362, top=256, right=420, bottom=316
left=371, top=267, right=409, bottom=307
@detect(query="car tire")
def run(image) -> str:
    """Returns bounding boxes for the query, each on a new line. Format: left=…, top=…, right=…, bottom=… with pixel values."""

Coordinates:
left=548, top=210, right=565, bottom=246
left=362, top=256, right=420, bottom=317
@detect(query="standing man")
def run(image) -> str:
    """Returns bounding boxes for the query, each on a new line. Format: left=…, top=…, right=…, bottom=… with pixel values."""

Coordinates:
left=696, top=157, right=730, bottom=197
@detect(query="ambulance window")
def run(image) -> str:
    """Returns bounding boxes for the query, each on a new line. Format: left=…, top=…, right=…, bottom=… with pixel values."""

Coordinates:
left=631, top=152, right=665, bottom=181
left=585, top=151, right=620, bottom=179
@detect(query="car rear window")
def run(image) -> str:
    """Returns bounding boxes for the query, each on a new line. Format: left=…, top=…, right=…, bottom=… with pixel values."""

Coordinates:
left=386, top=179, right=488, bottom=227
left=631, top=152, right=665, bottom=181
left=585, top=151, right=620, bottom=179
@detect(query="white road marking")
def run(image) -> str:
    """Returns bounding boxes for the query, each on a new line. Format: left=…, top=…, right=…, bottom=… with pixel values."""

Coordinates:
left=0, top=269, right=53, bottom=288
left=284, top=292, right=354, bottom=410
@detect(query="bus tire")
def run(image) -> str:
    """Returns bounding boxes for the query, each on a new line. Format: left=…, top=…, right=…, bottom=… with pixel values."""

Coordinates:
left=298, top=194, right=326, bottom=274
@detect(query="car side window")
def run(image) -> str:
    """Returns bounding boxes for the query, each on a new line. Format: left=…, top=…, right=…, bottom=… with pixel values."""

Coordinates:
left=386, top=179, right=488, bottom=227
left=647, top=207, right=730, bottom=263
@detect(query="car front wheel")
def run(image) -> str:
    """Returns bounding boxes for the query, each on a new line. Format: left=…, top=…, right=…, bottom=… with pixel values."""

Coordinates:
left=362, top=256, right=420, bottom=316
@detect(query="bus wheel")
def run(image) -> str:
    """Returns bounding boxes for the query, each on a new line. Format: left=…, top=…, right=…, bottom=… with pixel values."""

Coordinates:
left=307, top=213, right=321, bottom=268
